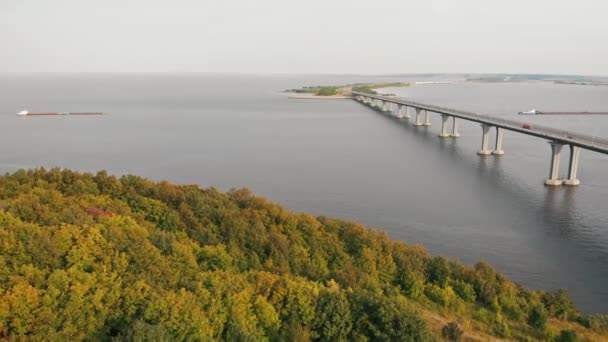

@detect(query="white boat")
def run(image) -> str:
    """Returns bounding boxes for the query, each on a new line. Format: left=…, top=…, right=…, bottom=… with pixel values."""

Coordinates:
left=518, top=109, right=541, bottom=115
left=17, top=110, right=29, bottom=116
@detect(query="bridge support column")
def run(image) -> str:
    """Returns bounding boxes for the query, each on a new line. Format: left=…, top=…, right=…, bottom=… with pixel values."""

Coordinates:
left=404, top=106, right=411, bottom=119
left=478, top=124, right=492, bottom=155
left=564, top=145, right=581, bottom=186
left=423, top=110, right=432, bottom=126
left=397, top=105, right=404, bottom=118
left=450, top=117, right=460, bottom=137
left=545, top=142, right=564, bottom=186
left=439, top=115, right=450, bottom=138
left=413, top=109, right=424, bottom=126
left=492, top=127, right=505, bottom=155
left=384, top=102, right=392, bottom=113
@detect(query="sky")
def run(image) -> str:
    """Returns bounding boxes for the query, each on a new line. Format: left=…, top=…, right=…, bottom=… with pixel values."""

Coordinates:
left=1, top=0, right=607, bottom=75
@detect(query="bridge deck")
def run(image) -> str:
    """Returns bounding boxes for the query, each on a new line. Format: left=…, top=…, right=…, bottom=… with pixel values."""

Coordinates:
left=353, top=92, right=608, bottom=155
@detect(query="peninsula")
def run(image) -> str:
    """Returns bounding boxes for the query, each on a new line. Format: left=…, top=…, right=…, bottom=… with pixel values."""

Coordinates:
left=284, top=82, right=409, bottom=98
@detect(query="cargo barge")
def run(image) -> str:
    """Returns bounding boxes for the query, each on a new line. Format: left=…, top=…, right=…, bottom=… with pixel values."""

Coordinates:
left=518, top=109, right=608, bottom=115
left=17, top=110, right=105, bottom=116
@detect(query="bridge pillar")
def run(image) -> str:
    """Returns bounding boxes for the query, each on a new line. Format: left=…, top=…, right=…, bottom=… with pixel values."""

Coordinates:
left=564, top=145, right=581, bottom=186
left=413, top=109, right=424, bottom=126
left=383, top=101, right=391, bottom=112
left=492, top=127, right=505, bottom=155
left=423, top=110, right=432, bottom=126
left=439, top=115, right=450, bottom=138
left=478, top=124, right=492, bottom=155
left=450, top=117, right=460, bottom=137
left=545, top=142, right=564, bottom=186
left=397, top=105, right=404, bottom=118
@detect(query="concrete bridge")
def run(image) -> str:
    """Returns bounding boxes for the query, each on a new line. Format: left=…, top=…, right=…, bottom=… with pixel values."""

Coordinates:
left=352, top=92, right=608, bottom=186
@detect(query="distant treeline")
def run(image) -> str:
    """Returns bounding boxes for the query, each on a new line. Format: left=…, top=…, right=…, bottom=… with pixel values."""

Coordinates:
left=0, top=169, right=606, bottom=341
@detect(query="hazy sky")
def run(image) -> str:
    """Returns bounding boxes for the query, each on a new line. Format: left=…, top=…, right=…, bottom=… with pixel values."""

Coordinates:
left=2, top=0, right=607, bottom=74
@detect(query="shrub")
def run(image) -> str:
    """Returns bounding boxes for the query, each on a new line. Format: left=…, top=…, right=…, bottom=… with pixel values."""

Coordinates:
left=542, top=290, right=579, bottom=321
left=554, top=329, right=578, bottom=342
left=528, top=304, right=548, bottom=330
left=441, top=321, right=464, bottom=341
left=424, top=283, right=448, bottom=307
left=453, top=280, right=476, bottom=303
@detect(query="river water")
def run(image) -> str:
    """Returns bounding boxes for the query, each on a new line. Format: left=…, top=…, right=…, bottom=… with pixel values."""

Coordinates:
left=1, top=73, right=607, bottom=313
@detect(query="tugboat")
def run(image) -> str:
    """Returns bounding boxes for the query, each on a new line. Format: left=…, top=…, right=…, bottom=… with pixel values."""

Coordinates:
left=518, top=109, right=541, bottom=115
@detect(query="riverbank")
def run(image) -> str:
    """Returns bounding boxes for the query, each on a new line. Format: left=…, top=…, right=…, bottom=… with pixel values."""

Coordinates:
left=0, top=168, right=606, bottom=340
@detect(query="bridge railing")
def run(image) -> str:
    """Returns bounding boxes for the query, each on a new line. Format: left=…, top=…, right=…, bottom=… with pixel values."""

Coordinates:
left=355, top=92, right=608, bottom=149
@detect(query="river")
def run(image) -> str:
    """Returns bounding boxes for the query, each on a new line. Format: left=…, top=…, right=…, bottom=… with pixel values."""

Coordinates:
left=1, top=73, right=607, bottom=313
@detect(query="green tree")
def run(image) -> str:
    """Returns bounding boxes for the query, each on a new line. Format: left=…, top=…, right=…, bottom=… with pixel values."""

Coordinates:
left=352, top=293, right=433, bottom=341
left=311, top=289, right=352, bottom=341
left=528, top=304, right=548, bottom=330
left=427, top=256, right=449, bottom=287
left=542, top=289, right=579, bottom=320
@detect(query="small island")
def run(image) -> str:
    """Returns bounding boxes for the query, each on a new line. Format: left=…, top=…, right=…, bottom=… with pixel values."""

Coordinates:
left=284, top=82, right=409, bottom=99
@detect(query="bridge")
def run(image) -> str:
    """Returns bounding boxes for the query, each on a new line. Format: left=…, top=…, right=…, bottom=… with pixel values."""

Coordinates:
left=352, top=91, right=608, bottom=186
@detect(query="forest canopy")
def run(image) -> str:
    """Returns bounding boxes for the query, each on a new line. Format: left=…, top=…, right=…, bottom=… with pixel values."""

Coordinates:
left=0, top=168, right=606, bottom=341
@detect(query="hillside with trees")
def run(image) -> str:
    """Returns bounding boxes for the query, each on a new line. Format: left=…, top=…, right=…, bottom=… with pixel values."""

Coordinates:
left=0, top=169, right=606, bottom=341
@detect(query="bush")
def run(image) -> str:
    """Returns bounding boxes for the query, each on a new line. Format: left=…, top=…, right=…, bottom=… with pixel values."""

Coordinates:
left=554, top=329, right=578, bottom=342
left=528, top=304, right=548, bottom=330
left=441, top=321, right=463, bottom=341
left=453, top=280, right=476, bottom=303
left=424, top=283, right=448, bottom=307
left=542, top=290, right=579, bottom=321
